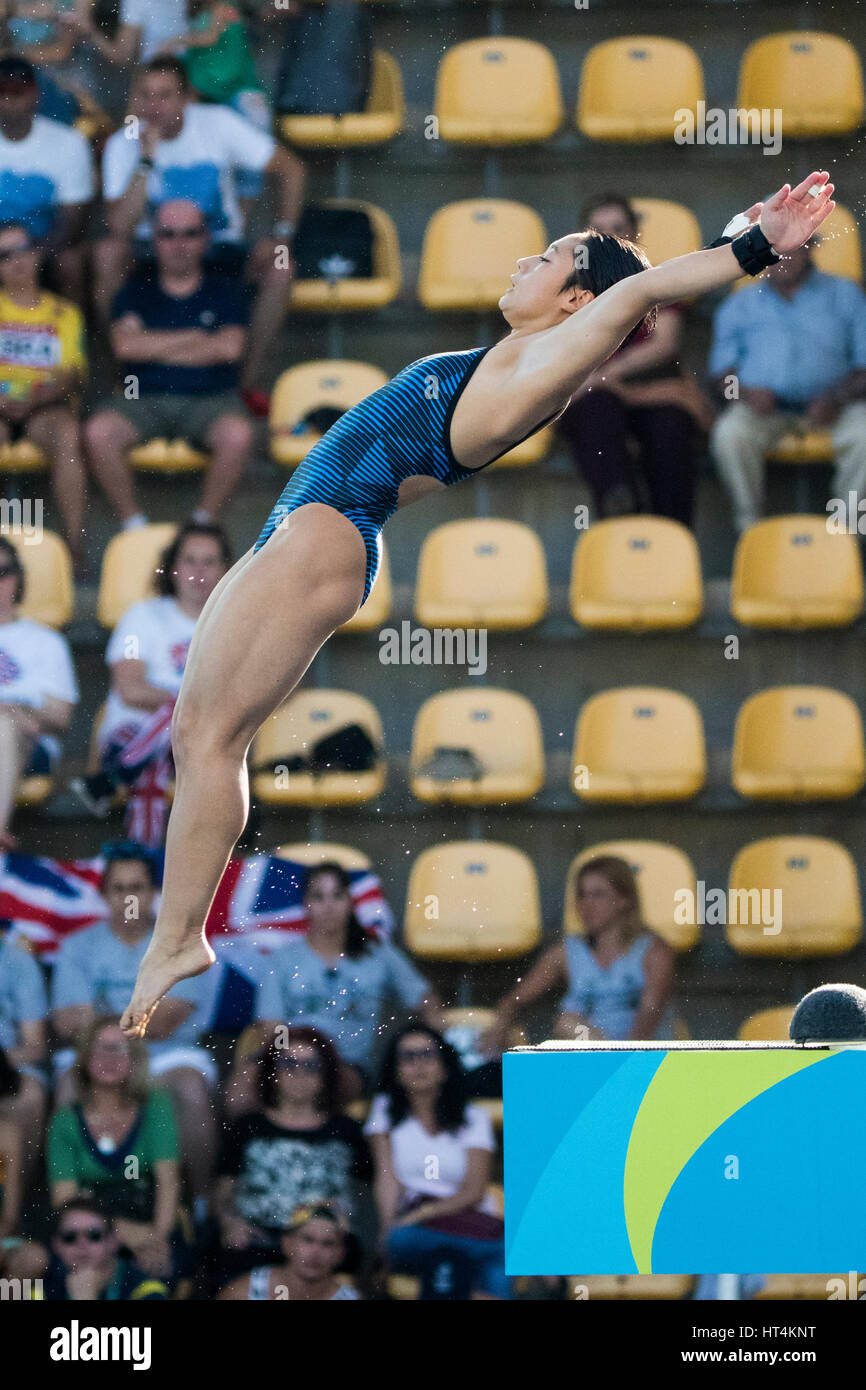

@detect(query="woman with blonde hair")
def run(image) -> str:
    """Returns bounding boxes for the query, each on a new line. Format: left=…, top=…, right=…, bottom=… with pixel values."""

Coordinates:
left=484, top=855, right=677, bottom=1049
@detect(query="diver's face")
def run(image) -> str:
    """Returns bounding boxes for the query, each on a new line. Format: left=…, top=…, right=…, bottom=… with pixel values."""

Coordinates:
left=499, top=233, right=591, bottom=326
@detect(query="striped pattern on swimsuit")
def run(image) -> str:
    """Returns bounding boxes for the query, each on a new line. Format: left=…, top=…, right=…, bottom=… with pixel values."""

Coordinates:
left=254, top=344, right=500, bottom=605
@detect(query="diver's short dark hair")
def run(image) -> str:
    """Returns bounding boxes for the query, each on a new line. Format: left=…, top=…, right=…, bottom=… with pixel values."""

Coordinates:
left=561, top=230, right=657, bottom=347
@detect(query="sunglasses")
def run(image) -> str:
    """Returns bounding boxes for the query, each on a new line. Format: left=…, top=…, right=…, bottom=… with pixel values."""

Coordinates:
left=274, top=1056, right=322, bottom=1072
left=58, top=1227, right=107, bottom=1245
left=155, top=226, right=206, bottom=240
left=397, top=1047, right=439, bottom=1062
left=0, top=566, right=19, bottom=579
left=0, top=244, right=31, bottom=262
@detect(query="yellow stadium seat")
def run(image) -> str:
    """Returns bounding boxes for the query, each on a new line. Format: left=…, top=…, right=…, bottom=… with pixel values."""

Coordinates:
left=410, top=688, right=545, bottom=804
left=415, top=519, right=548, bottom=629
left=737, top=1006, right=795, bottom=1042
left=732, top=686, right=866, bottom=800
left=418, top=200, right=547, bottom=311
left=405, top=841, right=541, bottom=960
left=250, top=689, right=385, bottom=806
left=754, top=1274, right=853, bottom=1300
left=813, top=201, right=862, bottom=282
left=11, top=530, right=73, bottom=628
left=269, top=360, right=389, bottom=468
left=97, top=524, right=178, bottom=629
left=387, top=1275, right=420, bottom=1300
left=726, top=836, right=862, bottom=957
left=489, top=426, right=552, bottom=469
left=577, top=37, right=705, bottom=141
left=279, top=50, right=404, bottom=148
left=570, top=517, right=703, bottom=631
left=0, top=440, right=48, bottom=473
left=288, top=200, right=401, bottom=311
left=766, top=429, right=833, bottom=464
left=737, top=32, right=864, bottom=138
left=274, top=843, right=372, bottom=870
left=572, top=687, right=706, bottom=804
left=128, top=438, right=208, bottom=473
left=568, top=1275, right=694, bottom=1300
left=563, top=841, right=699, bottom=951
left=15, top=771, right=53, bottom=807
left=435, top=38, right=563, bottom=145
left=337, top=540, right=392, bottom=632
left=441, top=1006, right=524, bottom=1125
left=731, top=517, right=864, bottom=628
left=630, top=198, right=703, bottom=265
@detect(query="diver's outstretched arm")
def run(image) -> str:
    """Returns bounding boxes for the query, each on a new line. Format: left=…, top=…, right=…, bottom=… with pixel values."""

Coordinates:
left=511, top=172, right=835, bottom=407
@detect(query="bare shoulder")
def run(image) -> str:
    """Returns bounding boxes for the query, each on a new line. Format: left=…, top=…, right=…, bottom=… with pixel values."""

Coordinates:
left=449, top=330, right=569, bottom=470
left=216, top=1274, right=251, bottom=1300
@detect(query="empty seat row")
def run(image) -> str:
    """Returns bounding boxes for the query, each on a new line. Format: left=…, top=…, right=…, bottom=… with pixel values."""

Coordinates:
left=9, top=513, right=865, bottom=637
left=243, top=682, right=866, bottom=808
left=265, top=34, right=864, bottom=149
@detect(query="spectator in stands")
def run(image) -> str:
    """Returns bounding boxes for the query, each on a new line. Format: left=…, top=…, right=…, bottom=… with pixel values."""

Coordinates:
left=217, top=1202, right=361, bottom=1300
left=156, top=1, right=270, bottom=133
left=709, top=240, right=866, bottom=532
left=555, top=194, right=711, bottom=526
left=483, top=855, right=677, bottom=1049
left=0, top=0, right=82, bottom=122
left=252, top=861, right=442, bottom=1102
left=366, top=1022, right=509, bottom=1301
left=50, top=846, right=222, bottom=1216
left=61, top=0, right=188, bottom=70
left=86, top=198, right=254, bottom=527
left=216, top=1027, right=371, bottom=1278
left=0, top=930, right=47, bottom=1186
left=0, top=221, right=88, bottom=574
left=47, top=1019, right=181, bottom=1279
left=0, top=537, right=79, bottom=850
left=0, top=56, right=93, bottom=302
left=22, top=1196, right=172, bottom=1300
left=94, top=56, right=305, bottom=411
left=70, top=522, right=232, bottom=840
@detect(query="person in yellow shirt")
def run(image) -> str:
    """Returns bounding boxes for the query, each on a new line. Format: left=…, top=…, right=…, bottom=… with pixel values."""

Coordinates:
left=0, top=220, right=88, bottom=575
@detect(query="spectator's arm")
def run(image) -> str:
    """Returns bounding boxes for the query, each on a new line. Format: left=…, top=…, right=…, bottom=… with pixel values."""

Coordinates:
left=484, top=943, right=567, bottom=1047
left=263, top=143, right=306, bottom=228
left=31, top=697, right=74, bottom=737
left=151, top=1157, right=181, bottom=1241
left=0, top=1118, right=22, bottom=1239
left=7, top=1018, right=45, bottom=1071
left=140, top=997, right=195, bottom=1042
left=157, top=3, right=232, bottom=52
left=22, top=370, right=84, bottom=415
left=225, top=1022, right=270, bottom=1117
left=368, top=1131, right=401, bottom=1238
left=395, top=1147, right=491, bottom=1226
left=628, top=938, right=676, bottom=1042
left=70, top=10, right=142, bottom=66
left=109, top=658, right=177, bottom=714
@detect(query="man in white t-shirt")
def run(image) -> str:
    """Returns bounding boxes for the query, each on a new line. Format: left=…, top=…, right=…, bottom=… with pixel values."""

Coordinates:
left=0, top=539, right=79, bottom=848
left=0, top=57, right=94, bottom=304
left=94, top=56, right=307, bottom=411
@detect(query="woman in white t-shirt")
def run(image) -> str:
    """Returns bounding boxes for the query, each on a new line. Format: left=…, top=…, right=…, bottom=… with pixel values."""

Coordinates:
left=0, top=537, right=79, bottom=849
left=70, top=522, right=231, bottom=817
left=365, top=1023, right=511, bottom=1300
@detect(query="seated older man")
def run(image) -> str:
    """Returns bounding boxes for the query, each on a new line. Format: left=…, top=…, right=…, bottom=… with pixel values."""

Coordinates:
left=84, top=198, right=254, bottom=529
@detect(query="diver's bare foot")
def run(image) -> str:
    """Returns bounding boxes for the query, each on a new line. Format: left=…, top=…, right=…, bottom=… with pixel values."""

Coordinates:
left=120, top=936, right=215, bottom=1038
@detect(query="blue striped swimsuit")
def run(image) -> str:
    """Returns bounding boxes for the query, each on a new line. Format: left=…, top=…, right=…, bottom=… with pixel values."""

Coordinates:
left=254, top=343, right=560, bottom=604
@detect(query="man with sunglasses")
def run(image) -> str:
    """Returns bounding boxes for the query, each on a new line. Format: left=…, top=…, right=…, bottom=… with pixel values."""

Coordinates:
left=85, top=197, right=254, bottom=530
left=0, top=57, right=93, bottom=305
left=21, top=1198, right=171, bottom=1300
left=0, top=220, right=89, bottom=574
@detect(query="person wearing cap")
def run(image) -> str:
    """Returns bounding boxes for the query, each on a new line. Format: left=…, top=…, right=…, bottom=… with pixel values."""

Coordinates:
left=216, top=1203, right=361, bottom=1300
left=0, top=56, right=93, bottom=303
left=0, top=220, right=88, bottom=573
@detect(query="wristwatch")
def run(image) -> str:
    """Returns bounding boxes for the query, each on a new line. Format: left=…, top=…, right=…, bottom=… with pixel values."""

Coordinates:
left=137, top=155, right=155, bottom=172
